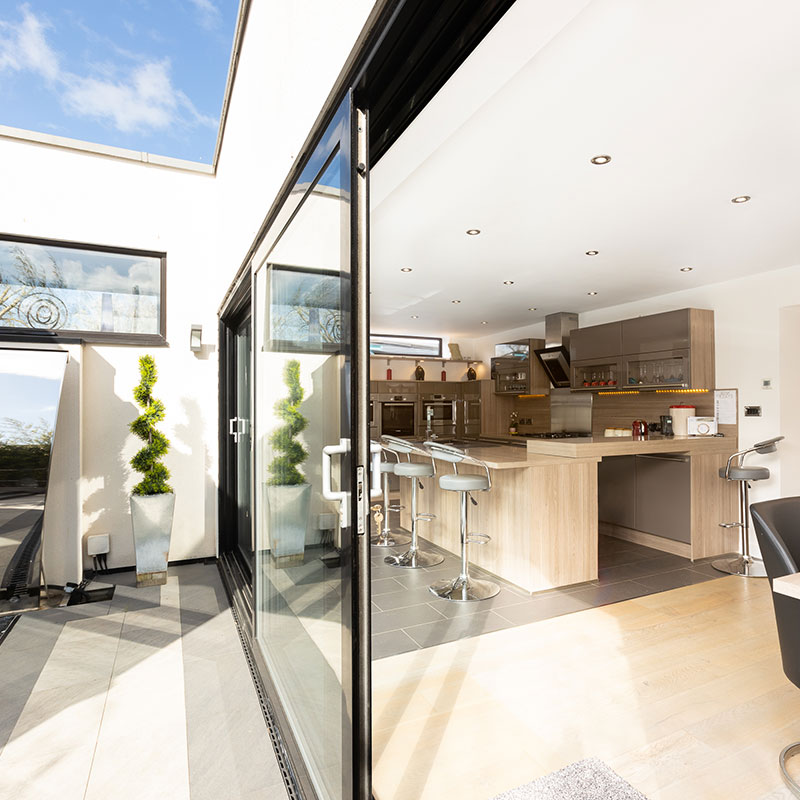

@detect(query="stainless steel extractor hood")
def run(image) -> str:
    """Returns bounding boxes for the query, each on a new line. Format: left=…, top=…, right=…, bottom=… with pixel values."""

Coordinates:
left=533, top=312, right=578, bottom=388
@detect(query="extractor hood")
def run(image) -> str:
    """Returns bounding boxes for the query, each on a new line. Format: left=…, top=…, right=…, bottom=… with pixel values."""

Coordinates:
left=533, top=312, right=578, bottom=388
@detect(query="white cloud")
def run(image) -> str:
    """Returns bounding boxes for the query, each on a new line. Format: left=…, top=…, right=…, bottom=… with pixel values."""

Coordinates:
left=0, top=4, right=60, bottom=81
left=188, top=0, right=221, bottom=31
left=0, top=6, right=218, bottom=136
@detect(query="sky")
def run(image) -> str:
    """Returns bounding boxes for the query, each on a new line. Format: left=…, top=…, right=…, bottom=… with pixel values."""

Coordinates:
left=0, top=1, right=239, bottom=163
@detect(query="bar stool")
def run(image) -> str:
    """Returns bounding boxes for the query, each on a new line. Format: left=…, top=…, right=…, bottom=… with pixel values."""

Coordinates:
left=371, top=445, right=410, bottom=548
left=380, top=436, right=444, bottom=568
left=424, top=441, right=500, bottom=601
left=713, top=435, right=784, bottom=578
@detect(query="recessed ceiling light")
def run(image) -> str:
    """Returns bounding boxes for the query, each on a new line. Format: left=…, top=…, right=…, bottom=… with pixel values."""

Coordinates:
left=480, top=321, right=488, bottom=325
left=400, top=267, right=412, bottom=273
left=731, top=195, right=751, bottom=204
left=585, top=250, right=599, bottom=256
left=587, top=291, right=598, bottom=296
left=590, top=155, right=612, bottom=165
left=503, top=280, right=515, bottom=285
left=451, top=299, right=462, bottom=304
left=466, top=229, right=481, bottom=235
left=680, top=266, right=694, bottom=272
left=528, top=307, right=537, bottom=311
left=410, top=315, right=419, bottom=319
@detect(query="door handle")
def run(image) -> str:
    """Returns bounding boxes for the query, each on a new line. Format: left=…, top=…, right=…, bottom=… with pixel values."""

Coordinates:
left=322, top=438, right=350, bottom=527
left=370, top=441, right=382, bottom=499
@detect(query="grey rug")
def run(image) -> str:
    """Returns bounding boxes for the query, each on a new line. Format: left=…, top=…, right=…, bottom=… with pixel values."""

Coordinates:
left=491, top=758, right=648, bottom=800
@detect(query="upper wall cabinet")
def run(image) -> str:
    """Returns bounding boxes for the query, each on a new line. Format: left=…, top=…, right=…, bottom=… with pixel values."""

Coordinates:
left=570, top=308, right=715, bottom=391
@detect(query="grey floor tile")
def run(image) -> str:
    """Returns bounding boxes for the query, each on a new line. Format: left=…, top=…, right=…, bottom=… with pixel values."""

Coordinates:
left=688, top=561, right=728, bottom=577
left=598, top=547, right=662, bottom=568
left=404, top=610, right=511, bottom=648
left=371, top=577, right=405, bottom=595
left=430, top=588, right=531, bottom=618
left=493, top=592, right=592, bottom=626
left=372, top=603, right=446, bottom=635
left=569, top=580, right=657, bottom=607
left=372, top=629, right=420, bottom=660
left=632, top=567, right=718, bottom=592
left=596, top=554, right=693, bottom=584
left=373, top=585, right=443, bottom=612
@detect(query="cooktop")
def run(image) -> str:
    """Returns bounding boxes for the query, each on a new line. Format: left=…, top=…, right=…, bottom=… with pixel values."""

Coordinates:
left=518, top=432, right=592, bottom=439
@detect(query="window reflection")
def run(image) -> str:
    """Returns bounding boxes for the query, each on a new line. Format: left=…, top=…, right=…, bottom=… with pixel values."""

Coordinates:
left=0, top=349, right=67, bottom=614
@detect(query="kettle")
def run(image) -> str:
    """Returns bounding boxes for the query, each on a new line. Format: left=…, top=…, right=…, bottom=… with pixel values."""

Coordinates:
left=632, top=419, right=648, bottom=437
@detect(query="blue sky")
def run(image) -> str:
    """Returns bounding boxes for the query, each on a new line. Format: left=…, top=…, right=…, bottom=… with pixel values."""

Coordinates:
left=0, top=2, right=239, bottom=163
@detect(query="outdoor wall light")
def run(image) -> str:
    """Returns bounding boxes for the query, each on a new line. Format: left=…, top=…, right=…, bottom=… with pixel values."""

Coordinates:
left=190, top=324, right=203, bottom=352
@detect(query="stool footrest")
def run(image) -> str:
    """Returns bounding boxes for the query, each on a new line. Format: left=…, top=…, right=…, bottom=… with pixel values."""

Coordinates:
left=467, top=533, right=490, bottom=544
left=388, top=504, right=405, bottom=512
left=718, top=522, right=742, bottom=528
left=416, top=513, right=436, bottom=521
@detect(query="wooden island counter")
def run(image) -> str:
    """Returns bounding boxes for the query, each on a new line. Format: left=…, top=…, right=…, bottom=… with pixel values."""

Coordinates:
left=399, top=435, right=739, bottom=594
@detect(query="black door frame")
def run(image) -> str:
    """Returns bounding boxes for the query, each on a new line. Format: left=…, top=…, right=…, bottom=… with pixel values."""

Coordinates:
left=215, top=3, right=518, bottom=798
left=218, top=273, right=254, bottom=621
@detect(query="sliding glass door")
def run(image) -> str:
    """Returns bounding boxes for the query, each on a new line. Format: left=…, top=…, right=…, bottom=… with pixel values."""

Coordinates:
left=251, top=94, right=371, bottom=800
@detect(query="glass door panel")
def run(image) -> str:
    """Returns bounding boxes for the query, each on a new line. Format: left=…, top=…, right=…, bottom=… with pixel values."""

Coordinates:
left=253, top=96, right=366, bottom=800
left=234, top=316, right=253, bottom=563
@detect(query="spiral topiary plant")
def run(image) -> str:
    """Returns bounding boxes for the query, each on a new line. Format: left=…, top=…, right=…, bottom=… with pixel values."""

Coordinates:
left=129, top=354, right=172, bottom=495
left=268, top=359, right=308, bottom=485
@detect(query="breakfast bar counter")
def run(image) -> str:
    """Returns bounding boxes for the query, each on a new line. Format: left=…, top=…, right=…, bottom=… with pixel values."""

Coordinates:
left=400, top=444, right=602, bottom=592
left=398, top=436, right=739, bottom=593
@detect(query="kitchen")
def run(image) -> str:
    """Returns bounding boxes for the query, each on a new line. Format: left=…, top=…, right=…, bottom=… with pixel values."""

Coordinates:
left=369, top=306, right=744, bottom=594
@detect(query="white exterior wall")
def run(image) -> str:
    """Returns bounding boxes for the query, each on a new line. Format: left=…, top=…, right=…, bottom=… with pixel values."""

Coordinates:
left=0, top=0, right=377, bottom=583
left=470, top=263, right=800, bottom=507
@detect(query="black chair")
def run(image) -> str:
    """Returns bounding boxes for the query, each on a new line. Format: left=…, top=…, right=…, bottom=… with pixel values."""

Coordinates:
left=750, top=497, right=800, bottom=796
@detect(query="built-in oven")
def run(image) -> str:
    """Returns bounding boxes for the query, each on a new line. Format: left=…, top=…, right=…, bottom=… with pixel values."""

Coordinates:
left=420, top=394, right=458, bottom=439
left=379, top=398, right=417, bottom=438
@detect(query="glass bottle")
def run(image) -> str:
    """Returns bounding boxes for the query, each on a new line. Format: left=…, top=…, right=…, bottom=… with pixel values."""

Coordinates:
left=414, top=362, right=425, bottom=380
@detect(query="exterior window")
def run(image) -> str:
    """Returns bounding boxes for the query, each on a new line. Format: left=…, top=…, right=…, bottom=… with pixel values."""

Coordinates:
left=0, top=235, right=166, bottom=344
left=369, top=333, right=442, bottom=357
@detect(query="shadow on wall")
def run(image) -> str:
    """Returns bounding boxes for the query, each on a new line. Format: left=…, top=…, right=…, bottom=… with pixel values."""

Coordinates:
left=172, top=395, right=215, bottom=560
left=81, top=349, right=138, bottom=569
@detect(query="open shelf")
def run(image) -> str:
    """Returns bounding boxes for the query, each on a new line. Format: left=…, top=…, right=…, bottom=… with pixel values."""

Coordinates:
left=369, top=354, right=481, bottom=364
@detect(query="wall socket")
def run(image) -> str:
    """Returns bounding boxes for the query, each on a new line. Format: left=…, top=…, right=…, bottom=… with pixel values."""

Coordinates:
left=762, top=379, right=773, bottom=389
left=744, top=406, right=762, bottom=417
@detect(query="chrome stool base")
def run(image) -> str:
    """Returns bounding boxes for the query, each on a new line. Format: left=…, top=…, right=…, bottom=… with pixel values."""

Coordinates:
left=711, top=555, right=768, bottom=578
left=780, top=742, right=800, bottom=797
left=371, top=531, right=411, bottom=548
left=429, top=575, right=500, bottom=602
left=385, top=548, right=443, bottom=569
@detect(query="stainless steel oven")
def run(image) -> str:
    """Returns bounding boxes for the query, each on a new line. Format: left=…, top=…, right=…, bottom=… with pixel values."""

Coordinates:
left=420, top=394, right=458, bottom=439
left=379, top=398, right=417, bottom=438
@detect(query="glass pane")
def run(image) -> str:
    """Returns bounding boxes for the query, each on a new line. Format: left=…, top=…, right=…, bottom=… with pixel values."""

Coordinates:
left=627, top=356, right=686, bottom=386
left=253, top=101, right=351, bottom=800
left=0, top=239, right=161, bottom=336
left=0, top=349, right=68, bottom=613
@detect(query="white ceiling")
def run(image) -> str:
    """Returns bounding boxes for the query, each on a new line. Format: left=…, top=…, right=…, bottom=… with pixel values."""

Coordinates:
left=369, top=0, right=800, bottom=338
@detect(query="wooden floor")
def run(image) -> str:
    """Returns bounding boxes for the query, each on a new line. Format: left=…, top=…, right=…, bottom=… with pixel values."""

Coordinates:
left=372, top=575, right=799, bottom=800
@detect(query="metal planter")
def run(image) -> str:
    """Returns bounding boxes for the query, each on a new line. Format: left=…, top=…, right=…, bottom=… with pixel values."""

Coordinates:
left=130, top=493, right=175, bottom=587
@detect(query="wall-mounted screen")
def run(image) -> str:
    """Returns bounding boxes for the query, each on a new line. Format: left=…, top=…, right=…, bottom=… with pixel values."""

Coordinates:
left=370, top=334, right=442, bottom=358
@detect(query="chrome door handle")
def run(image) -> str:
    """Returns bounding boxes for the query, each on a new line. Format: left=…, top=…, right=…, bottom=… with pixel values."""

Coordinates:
left=322, top=438, right=350, bottom=527
left=370, top=441, right=382, bottom=499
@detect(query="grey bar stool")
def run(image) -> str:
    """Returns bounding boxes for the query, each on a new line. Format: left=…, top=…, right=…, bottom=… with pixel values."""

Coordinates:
left=371, top=444, right=410, bottom=548
left=713, top=435, right=784, bottom=578
left=380, top=435, right=444, bottom=568
left=424, top=441, right=500, bottom=601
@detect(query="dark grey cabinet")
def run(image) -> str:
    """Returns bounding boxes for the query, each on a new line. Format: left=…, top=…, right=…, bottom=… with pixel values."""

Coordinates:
left=569, top=322, right=622, bottom=361
left=598, top=453, right=691, bottom=543
left=598, top=456, right=636, bottom=529
left=634, top=454, right=691, bottom=543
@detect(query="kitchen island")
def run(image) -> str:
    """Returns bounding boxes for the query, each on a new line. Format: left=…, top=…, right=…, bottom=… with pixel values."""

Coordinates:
left=398, top=436, right=738, bottom=593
